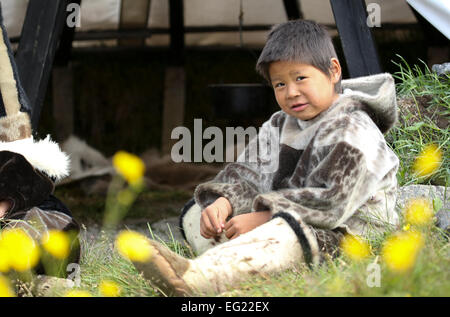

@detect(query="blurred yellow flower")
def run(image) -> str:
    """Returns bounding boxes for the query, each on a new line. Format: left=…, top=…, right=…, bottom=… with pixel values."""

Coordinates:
left=0, top=228, right=40, bottom=272
left=0, top=241, right=10, bottom=273
left=340, top=234, right=371, bottom=261
left=0, top=275, right=15, bottom=297
left=113, top=151, right=146, bottom=185
left=402, top=223, right=411, bottom=231
left=99, top=280, right=121, bottom=297
left=382, top=231, right=424, bottom=273
left=404, top=198, right=434, bottom=227
left=41, top=230, right=70, bottom=260
left=115, top=231, right=152, bottom=262
left=65, top=290, right=93, bottom=297
left=413, top=144, right=442, bottom=177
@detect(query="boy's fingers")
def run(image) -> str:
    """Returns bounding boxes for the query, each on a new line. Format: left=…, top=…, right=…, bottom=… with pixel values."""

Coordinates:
left=201, top=211, right=216, bottom=236
left=223, top=218, right=233, bottom=231
left=200, top=220, right=215, bottom=238
left=200, top=220, right=208, bottom=238
left=206, top=207, right=222, bottom=233
left=224, top=225, right=235, bottom=239
left=230, top=233, right=240, bottom=240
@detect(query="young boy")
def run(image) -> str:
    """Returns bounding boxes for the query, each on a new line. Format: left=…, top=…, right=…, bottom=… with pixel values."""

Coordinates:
left=133, top=20, right=400, bottom=296
left=0, top=4, right=80, bottom=275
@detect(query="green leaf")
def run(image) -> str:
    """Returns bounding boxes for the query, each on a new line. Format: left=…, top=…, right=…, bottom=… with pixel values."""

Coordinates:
left=433, top=196, right=443, bottom=213
left=405, top=122, right=425, bottom=131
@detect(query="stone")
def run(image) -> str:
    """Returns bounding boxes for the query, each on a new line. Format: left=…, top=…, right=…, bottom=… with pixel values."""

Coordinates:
left=431, top=62, right=450, bottom=76
left=397, top=185, right=449, bottom=231
left=149, top=216, right=184, bottom=244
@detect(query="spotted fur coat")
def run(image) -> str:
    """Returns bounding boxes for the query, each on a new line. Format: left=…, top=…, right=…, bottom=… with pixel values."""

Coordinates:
left=194, top=73, right=400, bottom=238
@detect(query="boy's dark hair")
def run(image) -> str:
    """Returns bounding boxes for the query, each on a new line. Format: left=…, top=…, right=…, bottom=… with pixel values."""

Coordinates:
left=256, top=20, right=341, bottom=93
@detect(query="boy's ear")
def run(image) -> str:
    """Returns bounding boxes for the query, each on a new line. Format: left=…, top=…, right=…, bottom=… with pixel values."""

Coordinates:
left=329, top=58, right=342, bottom=84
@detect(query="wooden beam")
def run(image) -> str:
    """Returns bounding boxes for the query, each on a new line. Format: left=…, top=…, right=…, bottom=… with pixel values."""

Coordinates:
left=330, top=0, right=382, bottom=78
left=282, top=0, right=303, bottom=20
left=15, top=0, right=70, bottom=130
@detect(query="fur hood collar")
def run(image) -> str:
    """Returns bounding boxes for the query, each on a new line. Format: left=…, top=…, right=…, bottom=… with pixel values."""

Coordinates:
left=340, top=72, right=398, bottom=133
left=295, top=73, right=398, bottom=134
left=0, top=135, right=70, bottom=181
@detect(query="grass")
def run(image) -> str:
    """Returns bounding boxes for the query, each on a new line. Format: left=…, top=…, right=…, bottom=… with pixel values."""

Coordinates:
left=387, top=55, right=449, bottom=187
left=44, top=57, right=450, bottom=297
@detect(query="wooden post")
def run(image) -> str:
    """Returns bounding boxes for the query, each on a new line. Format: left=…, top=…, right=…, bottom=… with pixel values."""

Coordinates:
left=119, top=0, right=151, bottom=47
left=161, top=67, right=186, bottom=155
left=282, top=0, right=304, bottom=20
left=15, top=0, right=70, bottom=130
left=51, top=0, right=80, bottom=142
left=330, top=0, right=382, bottom=78
left=52, top=66, right=74, bottom=142
left=54, top=0, right=81, bottom=67
left=161, top=0, right=186, bottom=155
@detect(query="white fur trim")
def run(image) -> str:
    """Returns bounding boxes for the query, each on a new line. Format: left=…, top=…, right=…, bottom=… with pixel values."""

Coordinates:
left=0, top=135, right=70, bottom=181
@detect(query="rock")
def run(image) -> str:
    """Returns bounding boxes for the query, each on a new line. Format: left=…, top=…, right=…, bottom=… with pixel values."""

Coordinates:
left=149, top=216, right=184, bottom=244
left=432, top=62, right=450, bottom=76
left=397, top=185, right=449, bottom=231
left=397, top=185, right=448, bottom=210
left=436, top=209, right=450, bottom=232
left=33, top=275, right=75, bottom=297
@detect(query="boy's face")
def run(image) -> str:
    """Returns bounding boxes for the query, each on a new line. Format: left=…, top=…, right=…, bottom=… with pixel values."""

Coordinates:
left=269, top=59, right=341, bottom=121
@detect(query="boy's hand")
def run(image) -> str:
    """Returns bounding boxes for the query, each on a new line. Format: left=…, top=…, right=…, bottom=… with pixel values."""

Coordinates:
left=224, top=211, right=272, bottom=240
left=0, top=200, right=11, bottom=219
left=200, top=197, right=232, bottom=239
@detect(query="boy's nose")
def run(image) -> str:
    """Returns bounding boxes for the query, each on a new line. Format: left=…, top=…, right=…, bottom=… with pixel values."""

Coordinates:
left=286, top=84, right=300, bottom=99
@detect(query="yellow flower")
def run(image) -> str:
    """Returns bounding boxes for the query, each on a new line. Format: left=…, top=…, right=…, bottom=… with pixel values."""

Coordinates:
left=0, top=228, right=40, bottom=272
left=340, top=234, right=371, bottom=261
left=0, top=275, right=15, bottom=297
left=112, top=151, right=146, bottom=185
left=99, top=280, right=121, bottom=297
left=115, top=231, right=152, bottom=262
left=41, top=230, right=70, bottom=259
left=413, top=144, right=442, bottom=177
left=404, top=198, right=434, bottom=227
left=0, top=240, right=10, bottom=273
left=64, top=290, right=93, bottom=297
left=402, top=223, right=411, bottom=231
left=382, top=231, right=424, bottom=273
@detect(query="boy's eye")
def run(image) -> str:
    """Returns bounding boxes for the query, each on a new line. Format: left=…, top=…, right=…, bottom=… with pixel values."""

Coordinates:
left=274, top=82, right=284, bottom=88
left=296, top=76, right=306, bottom=81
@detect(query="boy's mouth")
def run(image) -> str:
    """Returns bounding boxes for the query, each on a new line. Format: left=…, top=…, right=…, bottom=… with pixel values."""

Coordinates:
left=291, top=103, right=308, bottom=112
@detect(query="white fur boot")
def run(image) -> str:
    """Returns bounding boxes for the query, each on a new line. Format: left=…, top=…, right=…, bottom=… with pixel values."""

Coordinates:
left=135, top=213, right=325, bottom=296
left=179, top=200, right=229, bottom=255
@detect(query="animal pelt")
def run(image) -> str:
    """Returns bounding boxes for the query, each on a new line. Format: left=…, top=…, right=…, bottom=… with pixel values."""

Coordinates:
left=0, top=151, right=53, bottom=217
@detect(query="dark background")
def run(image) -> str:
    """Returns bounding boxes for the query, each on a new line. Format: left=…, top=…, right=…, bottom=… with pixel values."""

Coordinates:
left=38, top=26, right=432, bottom=157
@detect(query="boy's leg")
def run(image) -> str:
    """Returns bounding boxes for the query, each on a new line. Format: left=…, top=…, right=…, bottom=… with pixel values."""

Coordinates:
left=179, top=199, right=229, bottom=255
left=135, top=212, right=344, bottom=296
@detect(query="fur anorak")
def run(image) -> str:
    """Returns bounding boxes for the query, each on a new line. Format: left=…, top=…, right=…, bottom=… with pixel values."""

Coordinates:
left=194, top=73, right=400, bottom=237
